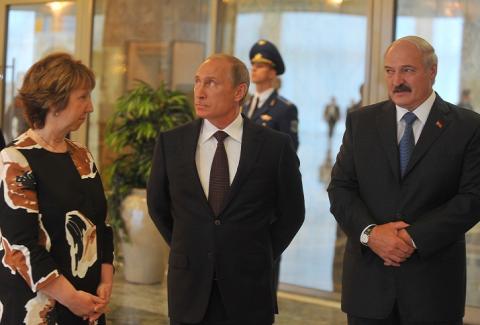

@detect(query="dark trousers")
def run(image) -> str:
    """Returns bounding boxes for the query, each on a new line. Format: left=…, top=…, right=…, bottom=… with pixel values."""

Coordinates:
left=348, top=303, right=462, bottom=325
left=348, top=316, right=462, bottom=325
left=170, top=280, right=273, bottom=325
left=272, top=256, right=281, bottom=292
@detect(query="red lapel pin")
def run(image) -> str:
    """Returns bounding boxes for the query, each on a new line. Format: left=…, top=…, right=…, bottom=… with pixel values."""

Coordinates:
left=435, top=120, right=444, bottom=128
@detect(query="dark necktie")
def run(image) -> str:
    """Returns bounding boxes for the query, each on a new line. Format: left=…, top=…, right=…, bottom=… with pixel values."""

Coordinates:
left=208, top=131, right=230, bottom=216
left=399, top=112, right=417, bottom=177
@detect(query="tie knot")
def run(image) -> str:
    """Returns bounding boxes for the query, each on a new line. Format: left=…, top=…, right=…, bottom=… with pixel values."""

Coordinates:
left=403, top=112, right=417, bottom=125
left=213, top=131, right=228, bottom=143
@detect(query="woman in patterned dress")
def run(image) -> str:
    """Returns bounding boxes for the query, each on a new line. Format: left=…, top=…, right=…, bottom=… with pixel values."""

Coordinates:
left=0, top=53, right=114, bottom=324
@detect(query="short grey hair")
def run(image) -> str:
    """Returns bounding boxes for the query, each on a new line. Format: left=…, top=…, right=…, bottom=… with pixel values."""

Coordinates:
left=386, top=35, right=438, bottom=68
left=205, top=54, right=250, bottom=105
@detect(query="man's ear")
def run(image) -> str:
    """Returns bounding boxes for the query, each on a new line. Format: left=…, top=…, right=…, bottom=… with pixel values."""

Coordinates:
left=429, top=64, right=438, bottom=85
left=234, top=83, right=248, bottom=102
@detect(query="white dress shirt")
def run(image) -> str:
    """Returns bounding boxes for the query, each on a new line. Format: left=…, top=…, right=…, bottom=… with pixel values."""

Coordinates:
left=247, top=87, right=275, bottom=117
left=396, top=91, right=436, bottom=144
left=195, top=113, right=243, bottom=198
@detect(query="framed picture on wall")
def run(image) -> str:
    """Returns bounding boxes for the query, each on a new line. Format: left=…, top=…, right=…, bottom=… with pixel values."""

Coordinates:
left=126, top=41, right=170, bottom=90
left=171, top=41, right=205, bottom=101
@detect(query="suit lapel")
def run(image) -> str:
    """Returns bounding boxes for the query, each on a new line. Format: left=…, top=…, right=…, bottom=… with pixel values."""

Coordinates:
left=220, top=117, right=264, bottom=215
left=251, top=91, right=277, bottom=121
left=376, top=101, right=400, bottom=181
left=403, top=95, right=451, bottom=178
left=185, top=119, right=212, bottom=212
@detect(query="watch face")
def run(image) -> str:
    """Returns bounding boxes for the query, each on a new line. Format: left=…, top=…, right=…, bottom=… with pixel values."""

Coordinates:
left=360, top=233, right=369, bottom=244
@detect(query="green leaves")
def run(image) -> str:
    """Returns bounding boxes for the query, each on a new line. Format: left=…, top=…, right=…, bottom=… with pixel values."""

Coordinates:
left=106, top=81, right=193, bottom=152
left=105, top=80, right=194, bottom=237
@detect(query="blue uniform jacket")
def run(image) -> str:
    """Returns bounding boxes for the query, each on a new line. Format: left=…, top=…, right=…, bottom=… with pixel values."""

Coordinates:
left=243, top=91, right=299, bottom=150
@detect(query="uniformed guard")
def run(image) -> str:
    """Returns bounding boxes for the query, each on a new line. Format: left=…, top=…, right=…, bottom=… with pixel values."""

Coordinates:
left=243, top=39, right=299, bottom=150
left=243, top=40, right=300, bottom=294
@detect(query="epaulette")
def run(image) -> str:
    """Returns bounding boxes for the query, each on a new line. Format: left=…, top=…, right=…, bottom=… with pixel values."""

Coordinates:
left=277, top=96, right=293, bottom=106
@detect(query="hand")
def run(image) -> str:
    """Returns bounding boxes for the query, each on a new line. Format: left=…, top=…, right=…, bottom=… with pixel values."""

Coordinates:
left=65, top=290, right=106, bottom=319
left=84, top=281, right=112, bottom=322
left=398, top=228, right=415, bottom=248
left=97, top=282, right=113, bottom=302
left=368, top=221, right=415, bottom=266
left=383, top=228, right=416, bottom=267
left=86, top=304, right=110, bottom=323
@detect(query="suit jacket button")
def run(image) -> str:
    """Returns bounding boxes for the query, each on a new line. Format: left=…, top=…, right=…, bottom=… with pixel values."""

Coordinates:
left=214, top=219, right=221, bottom=226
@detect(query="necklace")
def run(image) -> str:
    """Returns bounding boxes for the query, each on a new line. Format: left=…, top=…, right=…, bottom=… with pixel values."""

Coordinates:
left=28, top=129, right=68, bottom=153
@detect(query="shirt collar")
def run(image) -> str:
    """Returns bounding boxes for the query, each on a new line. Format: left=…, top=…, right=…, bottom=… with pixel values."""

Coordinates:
left=199, top=113, right=243, bottom=144
left=255, top=88, right=275, bottom=104
left=396, top=91, right=436, bottom=124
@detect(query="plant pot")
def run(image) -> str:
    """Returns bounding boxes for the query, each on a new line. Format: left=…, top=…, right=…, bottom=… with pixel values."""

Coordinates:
left=120, top=188, right=169, bottom=284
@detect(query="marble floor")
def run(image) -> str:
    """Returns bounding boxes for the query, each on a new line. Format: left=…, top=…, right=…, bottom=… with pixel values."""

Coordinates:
left=106, top=272, right=347, bottom=325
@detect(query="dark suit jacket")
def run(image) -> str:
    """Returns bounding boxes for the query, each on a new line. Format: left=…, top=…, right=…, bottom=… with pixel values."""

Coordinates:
left=243, top=91, right=299, bottom=150
left=328, top=94, right=480, bottom=322
left=0, top=129, right=5, bottom=150
left=147, top=116, right=305, bottom=323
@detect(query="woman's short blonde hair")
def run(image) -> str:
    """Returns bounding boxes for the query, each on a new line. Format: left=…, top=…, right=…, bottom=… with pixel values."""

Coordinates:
left=17, top=52, right=95, bottom=129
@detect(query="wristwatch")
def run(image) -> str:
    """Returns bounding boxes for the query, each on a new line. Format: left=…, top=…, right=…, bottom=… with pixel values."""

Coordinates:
left=360, top=225, right=375, bottom=246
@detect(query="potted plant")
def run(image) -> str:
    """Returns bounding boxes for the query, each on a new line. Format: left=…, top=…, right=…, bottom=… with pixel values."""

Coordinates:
left=106, top=80, right=194, bottom=283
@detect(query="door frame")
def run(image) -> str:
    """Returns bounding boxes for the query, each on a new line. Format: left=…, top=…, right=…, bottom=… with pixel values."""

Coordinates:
left=0, top=0, right=93, bottom=145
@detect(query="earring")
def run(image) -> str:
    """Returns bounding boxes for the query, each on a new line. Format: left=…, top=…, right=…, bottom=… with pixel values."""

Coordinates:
left=54, top=111, right=59, bottom=117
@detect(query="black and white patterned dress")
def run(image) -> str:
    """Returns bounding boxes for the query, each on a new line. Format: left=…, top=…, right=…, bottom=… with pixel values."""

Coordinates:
left=0, top=130, right=114, bottom=324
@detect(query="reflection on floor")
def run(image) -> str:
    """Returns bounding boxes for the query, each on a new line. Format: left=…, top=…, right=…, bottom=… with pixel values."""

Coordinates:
left=106, top=272, right=347, bottom=325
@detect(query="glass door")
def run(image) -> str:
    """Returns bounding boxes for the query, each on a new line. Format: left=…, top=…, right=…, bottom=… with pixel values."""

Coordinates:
left=0, top=0, right=93, bottom=145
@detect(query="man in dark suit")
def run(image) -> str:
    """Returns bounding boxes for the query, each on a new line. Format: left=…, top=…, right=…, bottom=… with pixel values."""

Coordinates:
left=243, top=40, right=299, bottom=150
left=0, top=129, right=5, bottom=150
left=147, top=54, right=305, bottom=325
left=328, top=35, right=480, bottom=324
